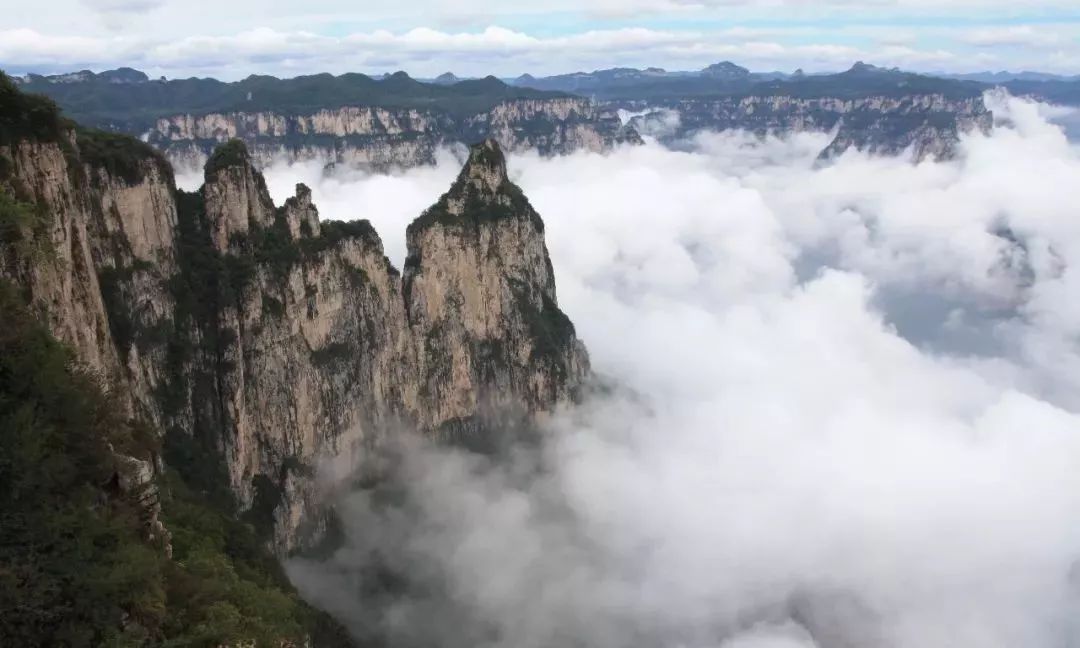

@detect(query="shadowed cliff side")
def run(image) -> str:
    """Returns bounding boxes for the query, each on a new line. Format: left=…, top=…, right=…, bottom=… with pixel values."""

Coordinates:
left=0, top=74, right=357, bottom=647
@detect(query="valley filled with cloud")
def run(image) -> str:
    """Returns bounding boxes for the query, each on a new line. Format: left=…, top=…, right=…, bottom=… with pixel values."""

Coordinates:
left=190, top=94, right=1080, bottom=648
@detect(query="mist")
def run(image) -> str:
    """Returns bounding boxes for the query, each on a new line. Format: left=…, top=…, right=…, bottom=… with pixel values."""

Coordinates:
left=268, top=94, right=1080, bottom=648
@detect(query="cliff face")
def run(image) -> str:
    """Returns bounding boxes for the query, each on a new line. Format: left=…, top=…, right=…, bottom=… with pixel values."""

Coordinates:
left=1, top=133, right=178, bottom=428
left=184, top=140, right=588, bottom=549
left=403, top=139, right=590, bottom=435
left=627, top=94, right=993, bottom=161
left=1, top=124, right=587, bottom=553
left=149, top=98, right=640, bottom=172
left=1, top=131, right=179, bottom=548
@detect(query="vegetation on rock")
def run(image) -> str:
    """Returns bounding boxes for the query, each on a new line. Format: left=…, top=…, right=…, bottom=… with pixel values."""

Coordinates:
left=0, top=187, right=50, bottom=262
left=203, top=138, right=251, bottom=182
left=14, top=69, right=570, bottom=132
left=76, top=128, right=173, bottom=186
left=0, top=72, right=70, bottom=148
left=0, top=281, right=354, bottom=647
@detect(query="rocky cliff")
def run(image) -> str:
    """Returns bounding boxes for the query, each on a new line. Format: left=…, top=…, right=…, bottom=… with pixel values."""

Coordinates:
left=1, top=88, right=588, bottom=555
left=626, top=93, right=993, bottom=161
left=151, top=98, right=639, bottom=172
left=403, top=139, right=590, bottom=436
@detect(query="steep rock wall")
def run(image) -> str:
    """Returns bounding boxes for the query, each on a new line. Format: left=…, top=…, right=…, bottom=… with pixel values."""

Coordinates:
left=626, top=94, right=993, bottom=161
left=403, top=139, right=589, bottom=434
left=148, top=98, right=640, bottom=172
left=1, top=129, right=588, bottom=554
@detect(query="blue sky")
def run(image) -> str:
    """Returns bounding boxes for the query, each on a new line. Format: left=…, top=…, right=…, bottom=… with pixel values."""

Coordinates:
left=2, top=0, right=1080, bottom=79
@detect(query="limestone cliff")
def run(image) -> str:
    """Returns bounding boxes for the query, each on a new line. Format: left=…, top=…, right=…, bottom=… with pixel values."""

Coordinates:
left=1, top=126, right=179, bottom=545
left=403, top=139, right=590, bottom=435
left=627, top=94, right=993, bottom=161
left=0, top=131, right=178, bottom=419
left=173, top=143, right=414, bottom=550
left=2, top=106, right=587, bottom=553
left=171, top=139, right=588, bottom=549
left=149, top=98, right=640, bottom=172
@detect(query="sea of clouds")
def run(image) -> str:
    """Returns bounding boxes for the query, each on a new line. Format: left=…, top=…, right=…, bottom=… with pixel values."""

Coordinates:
left=241, top=93, right=1080, bottom=648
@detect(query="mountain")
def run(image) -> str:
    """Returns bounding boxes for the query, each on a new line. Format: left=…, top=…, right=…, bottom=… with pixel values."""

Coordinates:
left=511, top=60, right=980, bottom=100
left=0, top=72, right=589, bottom=642
left=509, top=65, right=705, bottom=95
left=932, top=71, right=1080, bottom=107
left=404, top=139, right=590, bottom=437
left=503, top=61, right=993, bottom=161
left=14, top=66, right=151, bottom=85
left=1000, top=78, right=1080, bottom=106
left=942, top=71, right=1080, bottom=83
left=14, top=61, right=1027, bottom=167
left=15, top=68, right=569, bottom=126
left=621, top=62, right=992, bottom=161
left=13, top=67, right=640, bottom=171
left=433, top=71, right=461, bottom=85
left=0, top=72, right=357, bottom=647
left=700, top=61, right=751, bottom=81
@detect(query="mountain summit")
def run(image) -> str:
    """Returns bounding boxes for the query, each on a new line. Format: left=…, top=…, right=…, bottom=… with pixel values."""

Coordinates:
left=701, top=61, right=751, bottom=80
left=405, top=139, right=589, bottom=436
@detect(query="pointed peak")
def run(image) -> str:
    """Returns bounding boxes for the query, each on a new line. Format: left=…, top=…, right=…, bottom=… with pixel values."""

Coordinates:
left=204, top=138, right=253, bottom=182
left=460, top=138, right=509, bottom=194
left=408, top=138, right=542, bottom=235
left=846, top=61, right=900, bottom=76
left=284, top=182, right=314, bottom=210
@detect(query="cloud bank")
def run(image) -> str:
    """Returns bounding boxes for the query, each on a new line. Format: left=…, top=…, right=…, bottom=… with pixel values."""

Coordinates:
left=279, top=94, right=1080, bottom=648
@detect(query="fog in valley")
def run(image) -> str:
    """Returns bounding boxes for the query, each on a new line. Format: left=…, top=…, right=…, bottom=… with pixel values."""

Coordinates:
left=185, top=93, right=1080, bottom=648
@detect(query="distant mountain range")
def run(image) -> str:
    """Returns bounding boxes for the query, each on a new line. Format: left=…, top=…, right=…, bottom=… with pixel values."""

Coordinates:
left=496, top=61, right=1080, bottom=105
left=12, top=69, right=570, bottom=132
left=9, top=60, right=1080, bottom=172
left=940, top=71, right=1080, bottom=83
left=16, top=61, right=1080, bottom=114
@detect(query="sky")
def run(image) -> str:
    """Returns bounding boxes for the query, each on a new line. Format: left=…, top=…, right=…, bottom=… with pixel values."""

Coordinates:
left=270, top=96, right=1080, bottom=648
left=2, top=0, right=1080, bottom=79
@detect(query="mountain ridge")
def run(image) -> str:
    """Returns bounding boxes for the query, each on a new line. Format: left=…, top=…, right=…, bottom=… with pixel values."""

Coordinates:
left=15, top=60, right=1058, bottom=169
left=0, top=73, right=590, bottom=643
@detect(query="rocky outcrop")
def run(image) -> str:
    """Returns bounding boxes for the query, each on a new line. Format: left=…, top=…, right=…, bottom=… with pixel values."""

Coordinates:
left=626, top=94, right=993, bottom=161
left=112, top=452, right=173, bottom=556
left=2, top=121, right=587, bottom=554
left=462, top=98, right=641, bottom=157
left=403, top=139, right=589, bottom=435
left=178, top=139, right=588, bottom=549
left=202, top=141, right=278, bottom=250
left=148, top=99, right=639, bottom=172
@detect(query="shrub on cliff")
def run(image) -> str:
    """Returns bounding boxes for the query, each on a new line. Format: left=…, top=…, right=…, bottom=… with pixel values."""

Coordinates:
left=0, top=72, right=70, bottom=148
left=0, top=280, right=355, bottom=647
left=76, top=128, right=173, bottom=186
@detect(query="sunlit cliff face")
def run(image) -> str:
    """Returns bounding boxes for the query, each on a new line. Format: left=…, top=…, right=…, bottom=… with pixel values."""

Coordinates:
left=280, top=93, right=1080, bottom=648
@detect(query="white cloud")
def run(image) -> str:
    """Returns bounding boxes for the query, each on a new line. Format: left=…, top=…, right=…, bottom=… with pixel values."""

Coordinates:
left=276, top=94, right=1080, bottom=648
left=4, top=17, right=1080, bottom=78
left=962, top=25, right=1065, bottom=48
